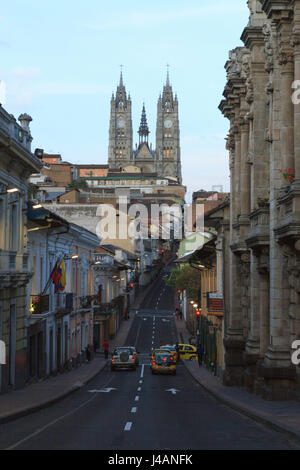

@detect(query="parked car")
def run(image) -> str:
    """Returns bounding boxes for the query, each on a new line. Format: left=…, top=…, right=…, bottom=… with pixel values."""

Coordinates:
left=177, top=344, right=198, bottom=361
left=150, top=349, right=176, bottom=375
left=111, top=347, right=137, bottom=371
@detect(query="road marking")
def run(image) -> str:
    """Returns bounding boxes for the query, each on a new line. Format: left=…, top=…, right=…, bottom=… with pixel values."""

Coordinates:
left=140, top=364, right=144, bottom=378
left=6, top=375, right=114, bottom=450
left=137, top=387, right=141, bottom=392
left=166, top=388, right=180, bottom=395
left=135, top=396, right=139, bottom=401
left=124, top=422, right=132, bottom=431
left=139, top=380, right=143, bottom=384
left=88, top=388, right=116, bottom=393
left=131, top=407, right=137, bottom=413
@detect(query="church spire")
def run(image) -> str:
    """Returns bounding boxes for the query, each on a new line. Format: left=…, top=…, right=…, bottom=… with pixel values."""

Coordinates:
left=166, top=64, right=170, bottom=87
left=138, top=103, right=150, bottom=144
left=115, top=67, right=127, bottom=109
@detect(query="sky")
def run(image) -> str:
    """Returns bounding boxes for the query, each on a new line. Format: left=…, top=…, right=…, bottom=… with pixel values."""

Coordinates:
left=0, top=0, right=249, bottom=201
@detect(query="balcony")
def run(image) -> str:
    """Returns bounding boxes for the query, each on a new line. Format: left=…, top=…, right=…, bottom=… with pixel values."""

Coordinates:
left=93, top=303, right=114, bottom=319
left=54, top=293, right=74, bottom=315
left=79, top=295, right=95, bottom=310
left=0, top=250, right=32, bottom=288
left=30, top=295, right=50, bottom=315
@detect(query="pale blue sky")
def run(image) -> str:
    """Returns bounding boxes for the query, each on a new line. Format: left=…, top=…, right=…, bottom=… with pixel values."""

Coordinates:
left=0, top=0, right=249, bottom=200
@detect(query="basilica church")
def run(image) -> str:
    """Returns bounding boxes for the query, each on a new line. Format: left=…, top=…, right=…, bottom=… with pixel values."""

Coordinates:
left=108, top=72, right=182, bottom=184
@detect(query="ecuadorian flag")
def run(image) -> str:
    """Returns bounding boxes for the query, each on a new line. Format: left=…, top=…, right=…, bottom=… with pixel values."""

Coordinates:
left=51, top=260, right=66, bottom=293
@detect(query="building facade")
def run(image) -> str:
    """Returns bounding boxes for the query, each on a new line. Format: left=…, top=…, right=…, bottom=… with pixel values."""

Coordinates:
left=220, top=0, right=300, bottom=400
left=0, top=109, right=42, bottom=393
left=108, top=72, right=182, bottom=183
left=26, top=207, right=100, bottom=382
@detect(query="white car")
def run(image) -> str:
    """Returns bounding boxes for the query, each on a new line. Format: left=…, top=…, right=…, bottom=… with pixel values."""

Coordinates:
left=111, top=347, right=137, bottom=371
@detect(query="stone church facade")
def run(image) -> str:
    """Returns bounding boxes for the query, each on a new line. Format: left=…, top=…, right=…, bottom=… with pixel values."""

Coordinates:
left=220, top=0, right=300, bottom=400
left=108, top=72, right=182, bottom=184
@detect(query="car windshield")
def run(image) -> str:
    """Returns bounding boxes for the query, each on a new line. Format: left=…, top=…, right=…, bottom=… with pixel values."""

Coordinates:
left=114, top=348, right=132, bottom=355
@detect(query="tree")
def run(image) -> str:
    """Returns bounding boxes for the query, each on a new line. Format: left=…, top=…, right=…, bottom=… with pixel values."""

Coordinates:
left=67, top=179, right=88, bottom=190
left=27, top=183, right=39, bottom=200
left=165, top=264, right=200, bottom=299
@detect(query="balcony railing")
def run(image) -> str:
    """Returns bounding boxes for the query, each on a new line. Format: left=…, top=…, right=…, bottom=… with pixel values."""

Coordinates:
left=54, top=292, right=74, bottom=312
left=30, top=295, right=50, bottom=315
left=93, top=303, right=114, bottom=316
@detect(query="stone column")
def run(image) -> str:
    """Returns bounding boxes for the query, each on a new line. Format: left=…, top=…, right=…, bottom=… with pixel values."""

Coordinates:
left=240, top=117, right=251, bottom=218
left=234, top=124, right=242, bottom=222
left=278, top=21, right=294, bottom=172
left=244, top=251, right=260, bottom=391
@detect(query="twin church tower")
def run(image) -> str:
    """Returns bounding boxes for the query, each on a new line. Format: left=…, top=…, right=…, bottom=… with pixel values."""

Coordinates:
left=108, top=71, right=182, bottom=184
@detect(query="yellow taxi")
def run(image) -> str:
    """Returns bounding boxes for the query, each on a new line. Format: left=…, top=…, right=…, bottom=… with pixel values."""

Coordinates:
left=177, top=344, right=198, bottom=361
left=159, top=345, right=179, bottom=362
left=150, top=349, right=177, bottom=375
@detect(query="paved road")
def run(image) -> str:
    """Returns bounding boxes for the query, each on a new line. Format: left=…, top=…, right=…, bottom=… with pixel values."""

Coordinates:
left=0, top=276, right=298, bottom=450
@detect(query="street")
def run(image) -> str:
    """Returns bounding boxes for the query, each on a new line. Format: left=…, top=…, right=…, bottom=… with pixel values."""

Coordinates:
left=0, top=276, right=298, bottom=451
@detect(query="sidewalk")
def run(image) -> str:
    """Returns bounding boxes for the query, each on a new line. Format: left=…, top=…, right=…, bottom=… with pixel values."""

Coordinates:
left=175, top=317, right=300, bottom=441
left=0, top=300, right=140, bottom=425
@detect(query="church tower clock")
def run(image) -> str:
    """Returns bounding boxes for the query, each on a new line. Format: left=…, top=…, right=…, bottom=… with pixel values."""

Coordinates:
left=156, top=71, right=182, bottom=183
left=108, top=72, right=133, bottom=170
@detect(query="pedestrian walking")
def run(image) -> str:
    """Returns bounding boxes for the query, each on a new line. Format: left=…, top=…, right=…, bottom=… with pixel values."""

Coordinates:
left=124, top=308, right=129, bottom=320
left=175, top=308, right=179, bottom=320
left=103, top=339, right=109, bottom=359
left=179, top=310, right=183, bottom=320
left=175, top=342, right=180, bottom=362
left=197, top=344, right=203, bottom=366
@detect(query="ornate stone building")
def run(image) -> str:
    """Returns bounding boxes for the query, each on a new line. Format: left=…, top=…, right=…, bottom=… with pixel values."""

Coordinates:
left=220, top=0, right=300, bottom=400
left=108, top=72, right=182, bottom=184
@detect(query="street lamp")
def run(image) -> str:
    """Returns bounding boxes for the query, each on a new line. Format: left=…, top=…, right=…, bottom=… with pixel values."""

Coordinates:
left=0, top=187, right=20, bottom=196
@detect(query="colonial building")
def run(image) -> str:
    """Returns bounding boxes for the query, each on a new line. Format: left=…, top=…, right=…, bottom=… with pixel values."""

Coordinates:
left=108, top=72, right=182, bottom=184
left=26, top=206, right=100, bottom=381
left=0, top=108, right=42, bottom=392
left=219, top=0, right=300, bottom=400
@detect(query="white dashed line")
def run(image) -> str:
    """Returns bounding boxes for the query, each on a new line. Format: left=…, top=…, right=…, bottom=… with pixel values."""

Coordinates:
left=131, top=407, right=137, bottom=413
left=135, top=396, right=139, bottom=402
left=138, top=387, right=141, bottom=392
left=140, top=364, right=144, bottom=378
left=139, top=380, right=143, bottom=384
left=124, top=422, right=132, bottom=431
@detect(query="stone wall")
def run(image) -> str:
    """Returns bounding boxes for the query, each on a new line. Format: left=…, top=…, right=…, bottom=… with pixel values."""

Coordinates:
left=220, top=0, right=300, bottom=400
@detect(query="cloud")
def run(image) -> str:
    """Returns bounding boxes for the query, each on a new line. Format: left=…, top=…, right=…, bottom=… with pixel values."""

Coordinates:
left=34, top=82, right=111, bottom=96
left=86, top=2, right=245, bottom=31
left=10, top=67, right=41, bottom=80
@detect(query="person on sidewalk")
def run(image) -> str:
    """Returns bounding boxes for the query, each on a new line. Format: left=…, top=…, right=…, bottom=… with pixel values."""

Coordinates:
left=175, top=342, right=180, bottom=362
left=103, top=339, right=109, bottom=359
left=197, top=344, right=203, bottom=366
left=175, top=308, right=179, bottom=320
left=179, top=310, right=183, bottom=320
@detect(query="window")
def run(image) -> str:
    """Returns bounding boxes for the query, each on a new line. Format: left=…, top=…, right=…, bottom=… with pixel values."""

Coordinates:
left=10, top=203, right=18, bottom=251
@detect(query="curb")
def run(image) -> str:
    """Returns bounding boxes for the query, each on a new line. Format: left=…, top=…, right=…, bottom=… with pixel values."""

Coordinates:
left=175, top=320, right=300, bottom=443
left=183, top=362, right=300, bottom=443
left=0, top=360, right=108, bottom=426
